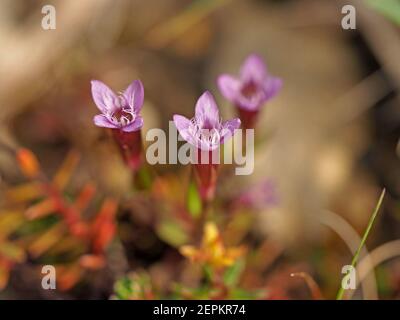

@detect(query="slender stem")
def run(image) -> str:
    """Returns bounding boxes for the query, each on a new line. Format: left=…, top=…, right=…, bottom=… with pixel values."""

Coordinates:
left=195, top=198, right=212, bottom=244
left=336, top=188, right=386, bottom=300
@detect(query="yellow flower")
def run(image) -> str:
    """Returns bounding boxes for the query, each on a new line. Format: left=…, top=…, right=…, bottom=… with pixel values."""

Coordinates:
left=180, top=222, right=245, bottom=269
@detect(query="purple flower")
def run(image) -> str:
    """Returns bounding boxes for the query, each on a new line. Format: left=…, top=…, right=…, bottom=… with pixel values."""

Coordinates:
left=91, top=80, right=144, bottom=132
left=173, top=91, right=240, bottom=201
left=217, top=54, right=282, bottom=111
left=173, top=91, right=241, bottom=151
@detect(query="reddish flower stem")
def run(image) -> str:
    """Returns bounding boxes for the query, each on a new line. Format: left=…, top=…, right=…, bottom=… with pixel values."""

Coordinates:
left=193, top=149, right=219, bottom=203
left=238, top=107, right=259, bottom=129
left=112, top=129, right=143, bottom=172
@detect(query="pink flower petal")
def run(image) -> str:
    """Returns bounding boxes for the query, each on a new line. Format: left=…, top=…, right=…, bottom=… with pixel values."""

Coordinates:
left=195, top=91, right=219, bottom=118
left=220, top=118, right=241, bottom=144
left=123, top=80, right=144, bottom=113
left=217, top=74, right=241, bottom=102
left=195, top=91, right=220, bottom=128
left=235, top=94, right=263, bottom=111
left=93, top=114, right=118, bottom=129
left=173, top=115, right=195, bottom=144
left=122, top=116, right=144, bottom=132
left=240, top=54, right=267, bottom=83
left=263, top=76, right=283, bottom=99
left=91, top=80, right=118, bottom=113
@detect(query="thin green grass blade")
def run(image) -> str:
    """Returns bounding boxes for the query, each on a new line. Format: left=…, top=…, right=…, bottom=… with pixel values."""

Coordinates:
left=336, top=188, right=386, bottom=300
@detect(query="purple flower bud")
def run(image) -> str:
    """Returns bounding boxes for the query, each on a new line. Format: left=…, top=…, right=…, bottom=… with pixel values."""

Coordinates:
left=217, top=54, right=282, bottom=128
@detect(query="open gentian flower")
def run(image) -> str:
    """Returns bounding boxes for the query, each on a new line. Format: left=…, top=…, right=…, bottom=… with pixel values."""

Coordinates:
left=91, top=80, right=144, bottom=171
left=217, top=54, right=282, bottom=128
left=91, top=80, right=144, bottom=132
left=173, top=91, right=240, bottom=201
left=173, top=91, right=241, bottom=151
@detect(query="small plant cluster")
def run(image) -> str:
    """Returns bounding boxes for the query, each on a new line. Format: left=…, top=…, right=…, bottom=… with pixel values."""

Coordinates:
left=0, top=148, right=117, bottom=291
left=2, top=54, right=332, bottom=299
left=96, top=54, right=284, bottom=299
left=1, top=51, right=392, bottom=300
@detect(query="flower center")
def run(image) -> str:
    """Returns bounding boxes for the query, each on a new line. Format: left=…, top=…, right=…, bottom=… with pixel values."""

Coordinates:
left=110, top=108, right=136, bottom=127
left=241, top=81, right=259, bottom=99
left=107, top=96, right=136, bottom=127
left=189, top=116, right=221, bottom=147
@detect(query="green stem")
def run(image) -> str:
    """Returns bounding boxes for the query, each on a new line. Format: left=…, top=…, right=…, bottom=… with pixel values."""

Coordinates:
left=336, top=188, right=386, bottom=300
left=195, top=198, right=212, bottom=244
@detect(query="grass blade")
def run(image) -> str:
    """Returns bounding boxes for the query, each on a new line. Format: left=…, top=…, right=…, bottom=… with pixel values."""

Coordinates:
left=336, top=188, right=386, bottom=300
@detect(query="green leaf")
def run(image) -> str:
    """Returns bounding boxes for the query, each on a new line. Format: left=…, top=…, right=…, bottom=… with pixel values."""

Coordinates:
left=230, top=288, right=261, bottom=299
left=187, top=181, right=202, bottom=218
left=0, top=242, right=26, bottom=263
left=15, top=215, right=59, bottom=237
left=114, top=277, right=133, bottom=300
left=223, top=259, right=245, bottom=287
left=366, top=0, right=400, bottom=25
left=203, top=264, right=214, bottom=282
left=157, top=220, right=189, bottom=247
left=135, top=166, right=152, bottom=190
left=113, top=273, right=153, bottom=300
left=336, top=189, right=386, bottom=300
